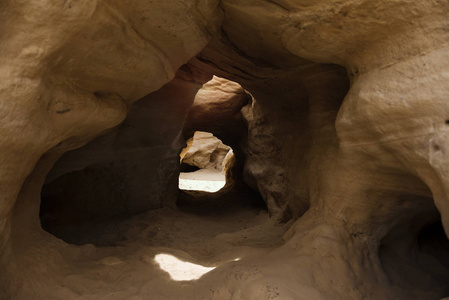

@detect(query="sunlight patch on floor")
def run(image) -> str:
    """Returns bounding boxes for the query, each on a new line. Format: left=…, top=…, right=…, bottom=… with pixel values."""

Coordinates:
left=154, top=254, right=216, bottom=281
left=179, top=169, right=226, bottom=192
left=178, top=178, right=226, bottom=192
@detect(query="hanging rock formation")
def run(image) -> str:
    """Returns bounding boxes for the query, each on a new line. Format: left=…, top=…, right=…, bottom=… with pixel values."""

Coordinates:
left=181, top=131, right=231, bottom=171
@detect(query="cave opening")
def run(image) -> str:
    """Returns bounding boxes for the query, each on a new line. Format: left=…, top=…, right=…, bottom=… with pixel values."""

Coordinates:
left=34, top=61, right=449, bottom=299
left=377, top=193, right=449, bottom=297
left=38, top=74, right=270, bottom=251
left=178, top=131, right=234, bottom=193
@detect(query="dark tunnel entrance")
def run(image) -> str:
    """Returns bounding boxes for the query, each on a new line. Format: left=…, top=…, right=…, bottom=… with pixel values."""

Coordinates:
left=39, top=75, right=267, bottom=246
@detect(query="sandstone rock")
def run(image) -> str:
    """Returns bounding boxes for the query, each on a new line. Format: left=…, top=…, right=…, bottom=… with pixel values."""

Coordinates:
left=181, top=131, right=231, bottom=171
left=182, top=75, right=250, bottom=189
left=40, top=68, right=205, bottom=226
left=1, top=0, right=449, bottom=300
left=183, top=75, right=250, bottom=149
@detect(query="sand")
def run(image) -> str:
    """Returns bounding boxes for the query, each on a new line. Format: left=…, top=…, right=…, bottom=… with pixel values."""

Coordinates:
left=179, top=169, right=226, bottom=192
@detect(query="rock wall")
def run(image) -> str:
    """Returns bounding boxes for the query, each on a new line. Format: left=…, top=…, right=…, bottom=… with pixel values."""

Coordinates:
left=187, top=0, right=449, bottom=297
left=41, top=69, right=203, bottom=227
left=0, top=0, right=449, bottom=299
left=0, top=0, right=222, bottom=249
left=181, top=131, right=231, bottom=171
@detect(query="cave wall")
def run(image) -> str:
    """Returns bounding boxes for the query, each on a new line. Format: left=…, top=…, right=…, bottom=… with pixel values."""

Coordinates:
left=0, top=0, right=222, bottom=250
left=186, top=0, right=449, bottom=297
left=41, top=69, right=204, bottom=225
left=239, top=64, right=349, bottom=220
left=1, top=0, right=449, bottom=299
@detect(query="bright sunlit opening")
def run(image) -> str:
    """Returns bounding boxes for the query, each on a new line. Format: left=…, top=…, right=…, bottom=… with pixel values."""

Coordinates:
left=178, top=171, right=226, bottom=192
left=179, top=131, right=234, bottom=193
left=154, top=254, right=216, bottom=281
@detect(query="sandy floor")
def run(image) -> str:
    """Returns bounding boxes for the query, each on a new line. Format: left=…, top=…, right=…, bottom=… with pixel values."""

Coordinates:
left=179, top=169, right=226, bottom=192
left=13, top=189, right=289, bottom=299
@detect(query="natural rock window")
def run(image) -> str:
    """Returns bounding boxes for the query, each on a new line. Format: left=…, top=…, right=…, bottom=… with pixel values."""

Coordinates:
left=179, top=131, right=234, bottom=193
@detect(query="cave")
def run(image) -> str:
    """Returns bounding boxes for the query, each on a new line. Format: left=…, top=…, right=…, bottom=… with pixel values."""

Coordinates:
left=39, top=75, right=264, bottom=247
left=1, top=1, right=449, bottom=300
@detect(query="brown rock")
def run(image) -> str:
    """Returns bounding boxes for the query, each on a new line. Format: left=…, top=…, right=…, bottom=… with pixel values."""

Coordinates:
left=1, top=1, right=449, bottom=299
left=181, top=131, right=231, bottom=171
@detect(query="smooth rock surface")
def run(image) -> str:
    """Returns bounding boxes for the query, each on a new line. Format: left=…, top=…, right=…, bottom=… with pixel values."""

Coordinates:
left=0, top=0, right=449, bottom=299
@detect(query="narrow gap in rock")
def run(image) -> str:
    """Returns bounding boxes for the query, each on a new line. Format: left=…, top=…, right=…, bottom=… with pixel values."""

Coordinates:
left=178, top=131, right=233, bottom=193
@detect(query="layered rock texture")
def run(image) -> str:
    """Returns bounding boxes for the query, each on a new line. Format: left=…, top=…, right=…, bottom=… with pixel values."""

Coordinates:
left=1, top=0, right=449, bottom=299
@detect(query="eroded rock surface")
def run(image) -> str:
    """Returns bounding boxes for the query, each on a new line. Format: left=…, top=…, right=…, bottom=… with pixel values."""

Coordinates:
left=40, top=68, right=203, bottom=229
left=1, top=0, right=449, bottom=299
left=181, top=131, right=231, bottom=171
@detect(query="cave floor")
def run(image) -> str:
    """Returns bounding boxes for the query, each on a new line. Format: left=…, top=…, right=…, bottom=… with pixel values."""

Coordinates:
left=25, top=191, right=289, bottom=299
left=179, top=168, right=226, bottom=192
